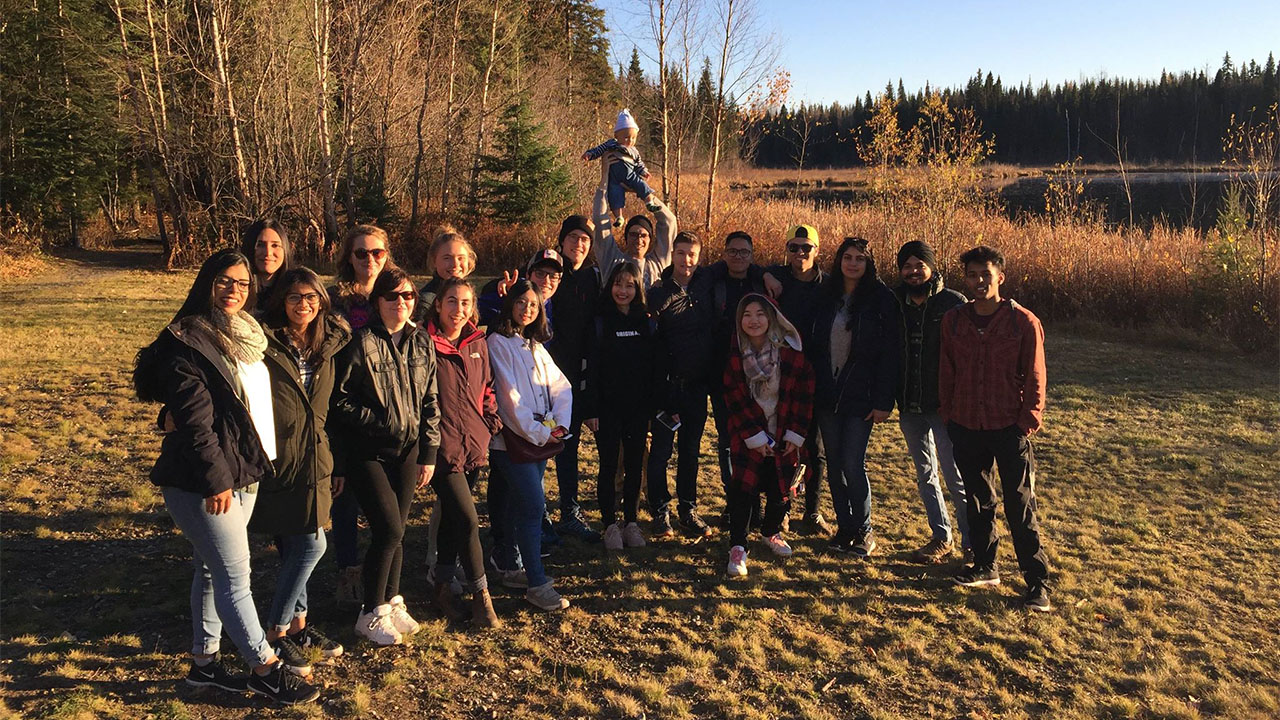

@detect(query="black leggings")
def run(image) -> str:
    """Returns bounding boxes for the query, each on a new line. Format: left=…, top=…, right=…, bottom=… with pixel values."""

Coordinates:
left=432, top=470, right=487, bottom=593
left=348, top=444, right=418, bottom=613
left=596, top=414, right=648, bottom=525
left=728, top=461, right=789, bottom=548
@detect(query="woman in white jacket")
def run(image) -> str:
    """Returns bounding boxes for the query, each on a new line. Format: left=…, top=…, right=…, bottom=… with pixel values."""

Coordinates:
left=487, top=279, right=573, bottom=611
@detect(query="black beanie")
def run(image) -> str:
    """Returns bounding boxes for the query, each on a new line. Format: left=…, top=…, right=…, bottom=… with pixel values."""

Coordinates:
left=558, top=215, right=592, bottom=244
left=897, top=240, right=938, bottom=273
left=624, top=214, right=654, bottom=237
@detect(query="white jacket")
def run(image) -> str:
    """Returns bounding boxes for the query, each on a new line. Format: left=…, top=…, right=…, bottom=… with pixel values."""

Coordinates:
left=487, top=332, right=573, bottom=452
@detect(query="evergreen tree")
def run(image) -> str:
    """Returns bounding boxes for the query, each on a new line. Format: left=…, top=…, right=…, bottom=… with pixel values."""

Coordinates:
left=477, top=96, right=575, bottom=225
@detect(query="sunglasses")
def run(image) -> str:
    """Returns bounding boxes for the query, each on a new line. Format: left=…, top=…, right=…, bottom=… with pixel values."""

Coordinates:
left=787, top=242, right=815, bottom=255
left=381, top=290, right=416, bottom=303
left=353, top=247, right=388, bottom=261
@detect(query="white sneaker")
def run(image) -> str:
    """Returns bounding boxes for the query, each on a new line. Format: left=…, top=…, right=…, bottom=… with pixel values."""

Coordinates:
left=727, top=545, right=748, bottom=577
left=622, top=522, right=647, bottom=548
left=388, top=595, right=420, bottom=636
left=355, top=604, right=403, bottom=646
left=525, top=581, right=570, bottom=612
left=765, top=533, right=793, bottom=558
left=603, top=522, right=624, bottom=551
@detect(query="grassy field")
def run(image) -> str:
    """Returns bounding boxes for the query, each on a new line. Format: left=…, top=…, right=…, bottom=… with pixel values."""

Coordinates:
left=2, top=247, right=1278, bottom=719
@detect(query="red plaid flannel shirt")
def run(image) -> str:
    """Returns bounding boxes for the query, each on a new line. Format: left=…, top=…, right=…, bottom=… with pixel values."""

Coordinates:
left=938, top=300, right=1046, bottom=434
left=722, top=340, right=816, bottom=498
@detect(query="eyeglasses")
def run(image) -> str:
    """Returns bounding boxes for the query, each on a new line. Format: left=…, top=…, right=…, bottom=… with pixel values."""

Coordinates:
left=530, top=269, right=563, bottom=283
left=787, top=243, right=815, bottom=255
left=381, top=291, right=416, bottom=303
left=724, top=248, right=752, bottom=258
left=353, top=247, right=388, bottom=261
left=214, top=276, right=250, bottom=293
left=286, top=292, right=322, bottom=306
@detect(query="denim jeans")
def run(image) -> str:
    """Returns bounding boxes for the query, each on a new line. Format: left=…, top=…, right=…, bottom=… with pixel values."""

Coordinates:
left=647, top=383, right=709, bottom=515
left=818, top=411, right=875, bottom=536
left=162, top=486, right=273, bottom=666
left=899, top=411, right=971, bottom=548
left=268, top=531, right=327, bottom=631
left=607, top=161, right=654, bottom=211
left=490, top=450, right=550, bottom=587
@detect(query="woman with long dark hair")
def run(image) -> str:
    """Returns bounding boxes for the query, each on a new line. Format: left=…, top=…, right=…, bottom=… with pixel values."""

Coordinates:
left=721, top=294, right=815, bottom=577
left=133, top=249, right=318, bottom=705
left=250, top=267, right=351, bottom=669
left=326, top=223, right=397, bottom=606
left=583, top=261, right=663, bottom=551
left=426, top=277, right=502, bottom=628
left=330, top=266, right=440, bottom=646
left=242, top=219, right=293, bottom=312
left=808, top=237, right=902, bottom=558
left=487, top=279, right=573, bottom=612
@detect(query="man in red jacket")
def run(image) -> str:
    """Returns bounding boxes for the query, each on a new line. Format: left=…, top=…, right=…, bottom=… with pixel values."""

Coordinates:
left=938, top=245, right=1051, bottom=612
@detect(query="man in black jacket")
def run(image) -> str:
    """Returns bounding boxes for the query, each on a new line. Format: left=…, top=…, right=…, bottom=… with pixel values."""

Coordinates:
left=894, top=240, right=970, bottom=563
left=646, top=232, right=714, bottom=537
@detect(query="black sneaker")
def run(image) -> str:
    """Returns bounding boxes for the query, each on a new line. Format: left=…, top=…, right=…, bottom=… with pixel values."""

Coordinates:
left=851, top=531, right=877, bottom=558
left=1024, top=583, right=1052, bottom=612
left=290, top=625, right=343, bottom=659
left=651, top=508, right=675, bottom=538
left=678, top=510, right=713, bottom=538
left=271, top=636, right=313, bottom=676
left=185, top=654, right=248, bottom=692
left=248, top=663, right=320, bottom=705
left=952, top=565, right=1001, bottom=587
left=556, top=507, right=602, bottom=543
left=828, top=529, right=856, bottom=554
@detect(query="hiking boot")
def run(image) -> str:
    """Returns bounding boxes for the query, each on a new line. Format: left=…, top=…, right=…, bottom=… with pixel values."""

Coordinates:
left=651, top=508, right=675, bottom=538
left=851, top=531, right=877, bottom=558
left=471, top=589, right=501, bottom=630
left=270, top=636, right=312, bottom=676
left=764, top=533, right=793, bottom=558
left=801, top=512, right=832, bottom=536
left=828, top=529, right=856, bottom=554
left=185, top=654, right=248, bottom=692
left=354, top=604, right=402, bottom=646
left=678, top=510, right=713, bottom=538
left=434, top=579, right=470, bottom=623
left=289, top=625, right=342, bottom=659
left=557, top=507, right=602, bottom=543
left=1024, top=583, right=1052, bottom=612
left=622, top=522, right=647, bottom=548
left=912, top=537, right=954, bottom=564
left=525, top=581, right=570, bottom=612
left=603, top=522, right=624, bottom=550
left=952, top=565, right=1001, bottom=588
left=726, top=545, right=748, bottom=577
left=387, top=595, right=420, bottom=636
left=247, top=662, right=320, bottom=705
left=334, top=565, right=363, bottom=607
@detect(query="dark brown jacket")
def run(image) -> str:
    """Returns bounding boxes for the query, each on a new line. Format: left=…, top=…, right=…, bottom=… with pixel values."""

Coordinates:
left=428, top=320, right=502, bottom=475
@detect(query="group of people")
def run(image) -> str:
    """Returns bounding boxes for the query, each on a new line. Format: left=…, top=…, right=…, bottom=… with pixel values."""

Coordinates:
left=135, top=173, right=1052, bottom=707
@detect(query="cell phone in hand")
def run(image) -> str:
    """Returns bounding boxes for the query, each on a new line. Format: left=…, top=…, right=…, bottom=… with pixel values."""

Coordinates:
left=790, top=463, right=808, bottom=495
left=654, top=410, right=681, bottom=432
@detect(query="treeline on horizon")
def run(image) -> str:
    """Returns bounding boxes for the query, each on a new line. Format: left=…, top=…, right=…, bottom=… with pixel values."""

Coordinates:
left=746, top=54, right=1280, bottom=169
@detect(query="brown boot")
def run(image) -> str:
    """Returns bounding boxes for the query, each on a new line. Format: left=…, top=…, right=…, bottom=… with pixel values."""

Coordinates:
left=433, top=579, right=470, bottom=622
left=471, top=589, right=500, bottom=630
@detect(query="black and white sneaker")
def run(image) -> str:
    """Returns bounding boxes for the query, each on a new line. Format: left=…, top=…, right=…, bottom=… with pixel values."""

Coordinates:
left=248, top=663, right=320, bottom=705
left=290, top=625, right=343, bottom=659
left=952, top=565, right=1001, bottom=587
left=185, top=654, right=249, bottom=692
left=271, top=636, right=313, bottom=676
left=828, top=529, right=856, bottom=554
left=1024, top=583, right=1052, bottom=612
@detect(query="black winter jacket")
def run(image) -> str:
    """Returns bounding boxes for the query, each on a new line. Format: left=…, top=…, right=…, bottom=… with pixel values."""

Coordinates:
left=548, top=262, right=601, bottom=389
left=134, top=316, right=275, bottom=497
left=808, top=281, right=903, bottom=418
left=648, top=265, right=715, bottom=391
left=693, top=261, right=767, bottom=381
left=248, top=316, right=350, bottom=536
left=894, top=277, right=965, bottom=415
left=330, top=321, right=441, bottom=467
left=581, top=304, right=665, bottom=419
left=764, top=264, right=826, bottom=345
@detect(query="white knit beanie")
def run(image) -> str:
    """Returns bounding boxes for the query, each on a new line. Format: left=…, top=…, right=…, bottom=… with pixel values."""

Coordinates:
left=615, top=108, right=639, bottom=133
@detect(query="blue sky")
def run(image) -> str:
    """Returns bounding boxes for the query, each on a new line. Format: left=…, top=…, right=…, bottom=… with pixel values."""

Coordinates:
left=597, top=0, right=1280, bottom=104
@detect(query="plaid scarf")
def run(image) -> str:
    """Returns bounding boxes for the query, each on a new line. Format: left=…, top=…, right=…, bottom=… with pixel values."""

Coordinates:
left=739, top=339, right=780, bottom=425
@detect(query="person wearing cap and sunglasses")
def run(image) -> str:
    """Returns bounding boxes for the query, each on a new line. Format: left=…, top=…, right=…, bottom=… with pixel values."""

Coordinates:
left=762, top=225, right=830, bottom=535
